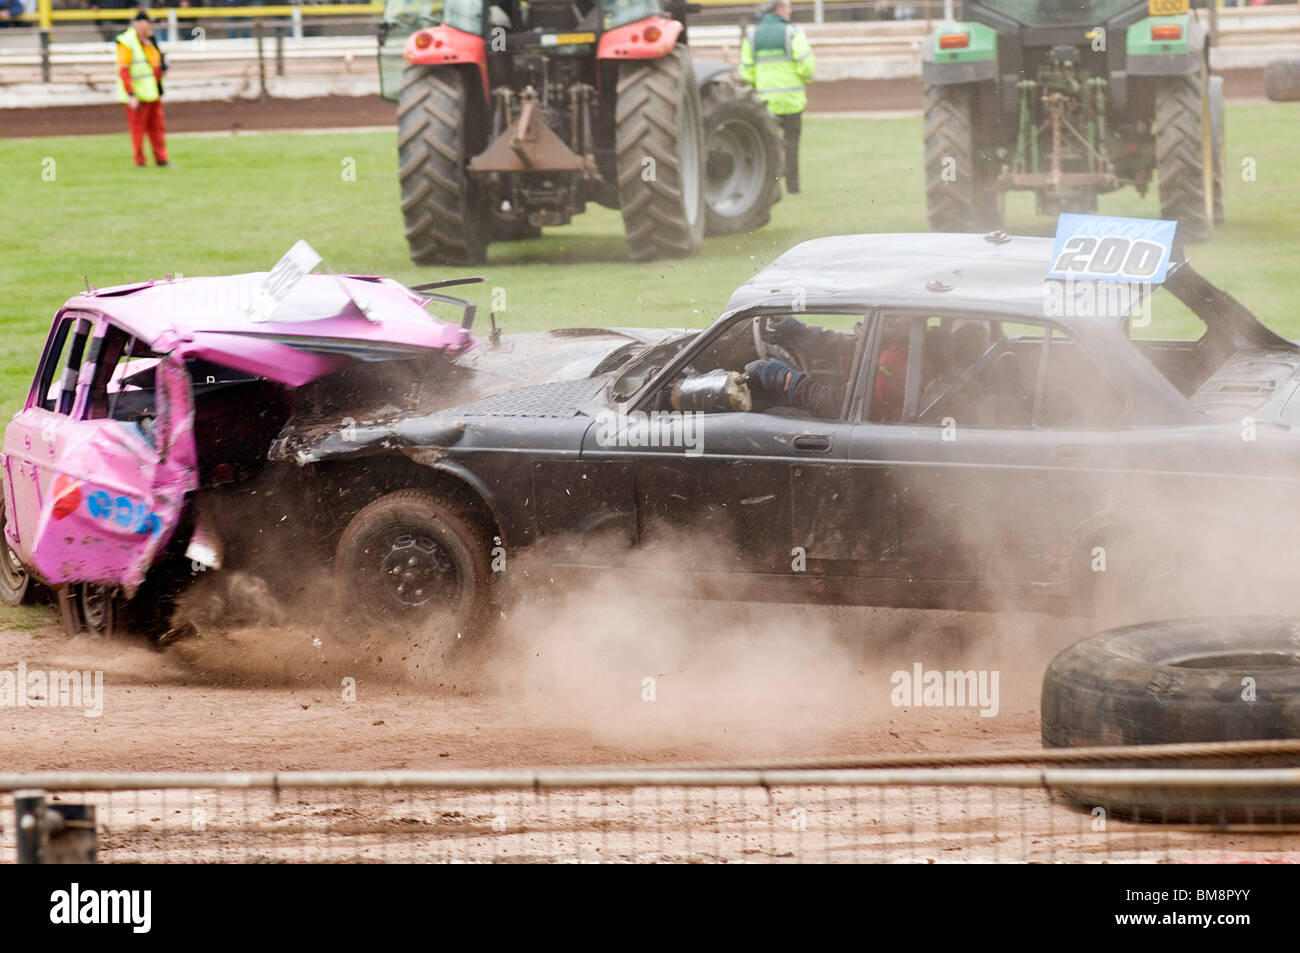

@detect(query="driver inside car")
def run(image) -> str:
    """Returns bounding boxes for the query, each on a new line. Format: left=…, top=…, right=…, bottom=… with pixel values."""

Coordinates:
left=748, top=316, right=938, bottom=421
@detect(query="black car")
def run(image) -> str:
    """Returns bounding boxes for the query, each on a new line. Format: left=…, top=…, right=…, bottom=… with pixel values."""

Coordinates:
left=275, top=231, right=1300, bottom=632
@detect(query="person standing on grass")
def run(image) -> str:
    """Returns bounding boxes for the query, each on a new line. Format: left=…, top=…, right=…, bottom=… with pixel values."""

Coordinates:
left=116, top=10, right=170, bottom=167
left=739, top=0, right=815, bottom=195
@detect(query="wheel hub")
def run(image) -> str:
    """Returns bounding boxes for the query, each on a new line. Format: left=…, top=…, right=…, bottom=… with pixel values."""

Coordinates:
left=704, top=120, right=765, bottom=217
left=378, top=534, right=458, bottom=608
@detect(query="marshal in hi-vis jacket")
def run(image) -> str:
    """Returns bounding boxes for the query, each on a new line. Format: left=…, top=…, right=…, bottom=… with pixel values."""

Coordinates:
left=739, top=12, right=816, bottom=115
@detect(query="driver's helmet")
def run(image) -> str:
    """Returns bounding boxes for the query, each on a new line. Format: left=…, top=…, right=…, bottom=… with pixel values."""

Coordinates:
left=950, top=319, right=992, bottom=368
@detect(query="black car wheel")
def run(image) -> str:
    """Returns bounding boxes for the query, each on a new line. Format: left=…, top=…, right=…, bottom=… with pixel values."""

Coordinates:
left=57, top=583, right=121, bottom=638
left=77, top=584, right=120, bottom=638
left=334, top=490, right=494, bottom=631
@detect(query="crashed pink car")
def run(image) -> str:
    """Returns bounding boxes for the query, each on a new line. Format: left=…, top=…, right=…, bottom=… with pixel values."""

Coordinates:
left=0, top=249, right=480, bottom=634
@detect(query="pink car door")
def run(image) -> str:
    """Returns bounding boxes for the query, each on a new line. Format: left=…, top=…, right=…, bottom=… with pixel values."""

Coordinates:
left=2, top=316, right=198, bottom=595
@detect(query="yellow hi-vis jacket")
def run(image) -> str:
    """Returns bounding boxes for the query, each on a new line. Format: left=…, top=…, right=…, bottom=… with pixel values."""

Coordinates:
left=115, top=28, right=160, bottom=103
left=739, top=13, right=815, bottom=115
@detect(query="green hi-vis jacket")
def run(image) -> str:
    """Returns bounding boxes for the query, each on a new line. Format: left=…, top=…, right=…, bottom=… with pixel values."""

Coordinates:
left=739, top=13, right=815, bottom=115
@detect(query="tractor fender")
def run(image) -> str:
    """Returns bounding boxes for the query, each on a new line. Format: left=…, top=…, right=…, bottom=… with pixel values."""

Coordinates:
left=921, top=20, right=998, bottom=86
left=597, top=17, right=683, bottom=60
left=693, top=57, right=735, bottom=89
left=1125, top=14, right=1207, bottom=77
left=405, top=25, right=489, bottom=98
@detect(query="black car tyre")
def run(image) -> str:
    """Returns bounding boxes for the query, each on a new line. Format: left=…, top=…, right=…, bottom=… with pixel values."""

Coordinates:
left=335, top=490, right=494, bottom=631
left=615, top=46, right=707, bottom=261
left=1042, top=618, right=1300, bottom=821
left=397, top=64, right=488, bottom=266
left=1043, top=617, right=1300, bottom=751
left=1263, top=55, right=1300, bottom=102
left=57, top=583, right=122, bottom=638
left=77, top=583, right=121, bottom=638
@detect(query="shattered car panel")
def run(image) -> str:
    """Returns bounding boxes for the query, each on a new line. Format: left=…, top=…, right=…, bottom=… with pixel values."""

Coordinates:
left=23, top=356, right=197, bottom=590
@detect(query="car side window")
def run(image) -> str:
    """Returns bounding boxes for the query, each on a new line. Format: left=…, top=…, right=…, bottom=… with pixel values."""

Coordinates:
left=656, top=313, right=865, bottom=421
left=870, top=316, right=1126, bottom=430
left=35, top=316, right=91, bottom=415
left=83, top=325, right=159, bottom=426
left=1032, top=328, right=1128, bottom=429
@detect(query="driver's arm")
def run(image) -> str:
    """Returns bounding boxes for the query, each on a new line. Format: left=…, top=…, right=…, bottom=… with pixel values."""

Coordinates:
left=748, top=358, right=845, bottom=419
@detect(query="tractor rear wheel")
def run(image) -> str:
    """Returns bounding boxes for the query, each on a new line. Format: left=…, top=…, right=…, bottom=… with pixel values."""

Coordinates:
left=1156, top=65, right=1214, bottom=243
left=699, top=72, right=783, bottom=236
left=923, top=83, right=1002, bottom=232
left=615, top=47, right=707, bottom=261
left=397, top=64, right=488, bottom=266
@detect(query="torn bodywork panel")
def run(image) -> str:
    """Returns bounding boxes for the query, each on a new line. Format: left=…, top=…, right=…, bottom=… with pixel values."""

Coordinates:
left=15, top=356, right=197, bottom=594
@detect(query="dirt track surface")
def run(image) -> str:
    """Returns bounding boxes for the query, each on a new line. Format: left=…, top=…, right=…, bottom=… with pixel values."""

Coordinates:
left=4, top=599, right=1298, bottom=862
left=0, top=598, right=1056, bottom=773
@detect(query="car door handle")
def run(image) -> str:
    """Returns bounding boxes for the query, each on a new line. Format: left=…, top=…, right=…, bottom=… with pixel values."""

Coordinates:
left=1054, top=443, right=1092, bottom=459
left=793, top=434, right=832, bottom=453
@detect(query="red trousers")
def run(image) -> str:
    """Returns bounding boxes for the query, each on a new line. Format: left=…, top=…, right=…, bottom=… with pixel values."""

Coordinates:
left=125, top=100, right=168, bottom=166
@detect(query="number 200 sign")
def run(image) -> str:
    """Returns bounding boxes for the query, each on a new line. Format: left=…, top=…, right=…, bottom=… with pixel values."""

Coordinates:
left=1046, top=214, right=1178, bottom=284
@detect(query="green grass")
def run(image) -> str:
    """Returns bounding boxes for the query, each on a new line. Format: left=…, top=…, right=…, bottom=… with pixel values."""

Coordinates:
left=0, top=604, right=53, bottom=634
left=3, top=105, right=1300, bottom=418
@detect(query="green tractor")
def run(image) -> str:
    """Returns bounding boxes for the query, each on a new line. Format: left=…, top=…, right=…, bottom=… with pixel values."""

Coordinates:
left=377, top=0, right=784, bottom=264
left=922, top=0, right=1225, bottom=241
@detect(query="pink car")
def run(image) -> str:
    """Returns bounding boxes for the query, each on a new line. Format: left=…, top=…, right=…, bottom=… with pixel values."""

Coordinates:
left=0, top=259, right=477, bottom=634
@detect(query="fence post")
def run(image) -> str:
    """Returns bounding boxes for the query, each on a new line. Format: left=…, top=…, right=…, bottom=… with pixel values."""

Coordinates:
left=37, top=0, right=52, bottom=72
left=14, top=790, right=43, bottom=864
left=167, top=8, right=179, bottom=44
left=292, top=2, right=304, bottom=41
left=276, top=25, right=285, bottom=77
left=39, top=29, right=51, bottom=83
left=14, top=789, right=97, bottom=864
left=255, top=19, right=269, bottom=100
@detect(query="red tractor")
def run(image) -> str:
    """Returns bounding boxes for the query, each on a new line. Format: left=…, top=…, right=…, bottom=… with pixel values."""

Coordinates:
left=379, top=0, right=783, bottom=264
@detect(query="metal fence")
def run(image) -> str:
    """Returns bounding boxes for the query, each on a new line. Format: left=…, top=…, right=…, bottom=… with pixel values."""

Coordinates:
left=6, top=766, right=1300, bottom=863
